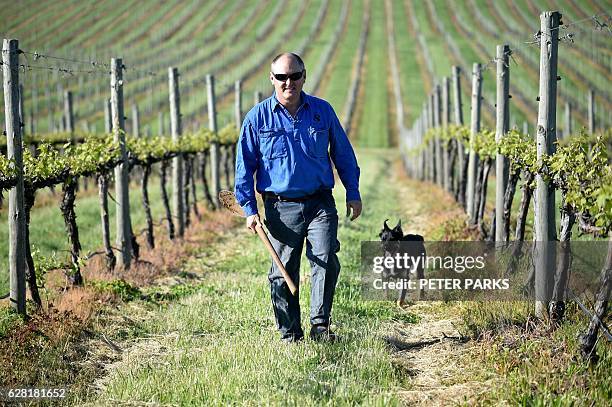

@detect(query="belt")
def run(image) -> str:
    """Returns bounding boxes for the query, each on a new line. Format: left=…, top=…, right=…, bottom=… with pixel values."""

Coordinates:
left=262, top=190, right=328, bottom=203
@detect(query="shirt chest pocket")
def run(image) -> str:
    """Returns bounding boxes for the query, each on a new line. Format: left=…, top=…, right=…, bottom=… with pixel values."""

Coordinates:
left=259, top=127, right=288, bottom=159
left=308, top=127, right=329, bottom=158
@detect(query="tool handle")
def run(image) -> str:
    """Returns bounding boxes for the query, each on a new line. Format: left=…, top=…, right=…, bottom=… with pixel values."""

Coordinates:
left=255, top=224, right=298, bottom=296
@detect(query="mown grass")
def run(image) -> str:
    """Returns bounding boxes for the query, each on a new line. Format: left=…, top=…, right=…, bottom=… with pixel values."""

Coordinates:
left=215, top=0, right=318, bottom=125
left=74, top=148, right=418, bottom=405
left=490, top=0, right=598, bottom=123
left=356, top=2, right=390, bottom=148
left=411, top=0, right=498, bottom=127
left=301, top=0, right=344, bottom=95
left=319, top=0, right=364, bottom=117
left=391, top=0, right=427, bottom=125
left=433, top=0, right=530, bottom=126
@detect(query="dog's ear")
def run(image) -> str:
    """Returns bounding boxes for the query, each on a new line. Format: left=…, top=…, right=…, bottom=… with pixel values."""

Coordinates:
left=383, top=219, right=391, bottom=231
left=394, top=219, right=402, bottom=231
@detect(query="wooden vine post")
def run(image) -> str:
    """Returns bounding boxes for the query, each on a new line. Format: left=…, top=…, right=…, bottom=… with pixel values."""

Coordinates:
left=30, top=87, right=36, bottom=134
left=235, top=80, right=242, bottom=130
left=534, top=11, right=561, bottom=319
left=442, top=76, right=451, bottom=192
left=45, top=87, right=52, bottom=133
left=169, top=67, right=185, bottom=237
left=104, top=98, right=111, bottom=132
left=419, top=108, right=426, bottom=181
left=564, top=102, right=572, bottom=137
left=158, top=111, right=165, bottom=135
left=415, top=106, right=425, bottom=181
left=132, top=103, right=140, bottom=137
left=18, top=84, right=25, bottom=136
left=3, top=38, right=27, bottom=315
left=495, top=44, right=510, bottom=242
left=433, top=83, right=442, bottom=186
left=452, top=66, right=466, bottom=208
left=64, top=90, right=74, bottom=134
left=111, top=57, right=133, bottom=268
left=588, top=89, right=595, bottom=134
left=428, top=92, right=435, bottom=183
left=207, top=74, right=220, bottom=208
left=467, top=63, right=482, bottom=224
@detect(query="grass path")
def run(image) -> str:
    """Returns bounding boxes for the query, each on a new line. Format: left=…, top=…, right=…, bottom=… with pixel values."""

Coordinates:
left=388, top=165, right=491, bottom=405
left=80, top=149, right=409, bottom=404
left=69, top=148, right=477, bottom=405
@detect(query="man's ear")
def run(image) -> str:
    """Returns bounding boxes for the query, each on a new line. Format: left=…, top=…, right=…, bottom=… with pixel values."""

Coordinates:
left=303, top=69, right=306, bottom=82
left=269, top=72, right=275, bottom=85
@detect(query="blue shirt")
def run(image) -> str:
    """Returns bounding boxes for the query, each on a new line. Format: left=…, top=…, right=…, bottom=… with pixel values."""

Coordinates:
left=234, top=91, right=361, bottom=216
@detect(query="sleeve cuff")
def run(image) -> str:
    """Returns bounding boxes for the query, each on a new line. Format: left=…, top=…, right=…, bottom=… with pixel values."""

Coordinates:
left=346, top=189, right=361, bottom=202
left=242, top=201, right=259, bottom=217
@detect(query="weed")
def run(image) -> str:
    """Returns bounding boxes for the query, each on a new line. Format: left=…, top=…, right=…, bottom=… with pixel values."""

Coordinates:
left=0, top=305, right=25, bottom=339
left=88, top=279, right=142, bottom=302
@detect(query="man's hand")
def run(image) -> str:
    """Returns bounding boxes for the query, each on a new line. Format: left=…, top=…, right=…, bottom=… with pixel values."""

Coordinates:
left=346, top=200, right=362, bottom=221
left=246, top=214, right=262, bottom=234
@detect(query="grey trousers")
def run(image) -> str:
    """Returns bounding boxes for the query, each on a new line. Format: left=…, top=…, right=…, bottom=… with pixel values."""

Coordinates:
left=263, top=190, right=341, bottom=340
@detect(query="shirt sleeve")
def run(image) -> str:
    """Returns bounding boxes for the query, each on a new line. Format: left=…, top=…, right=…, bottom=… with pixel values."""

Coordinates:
left=234, top=119, right=260, bottom=216
left=328, top=105, right=361, bottom=202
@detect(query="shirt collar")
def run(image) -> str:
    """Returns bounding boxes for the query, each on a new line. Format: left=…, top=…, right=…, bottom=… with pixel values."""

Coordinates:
left=272, top=91, right=310, bottom=112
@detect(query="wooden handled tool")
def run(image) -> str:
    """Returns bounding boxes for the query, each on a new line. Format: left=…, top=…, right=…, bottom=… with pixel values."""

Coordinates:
left=219, top=190, right=298, bottom=296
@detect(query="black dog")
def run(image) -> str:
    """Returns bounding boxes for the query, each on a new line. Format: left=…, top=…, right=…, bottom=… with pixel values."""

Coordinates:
left=379, top=219, right=426, bottom=306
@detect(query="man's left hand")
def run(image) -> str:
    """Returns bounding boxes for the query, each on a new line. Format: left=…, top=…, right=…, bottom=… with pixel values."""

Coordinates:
left=346, top=200, right=362, bottom=221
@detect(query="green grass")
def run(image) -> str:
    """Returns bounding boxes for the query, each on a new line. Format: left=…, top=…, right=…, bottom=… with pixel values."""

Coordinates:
left=301, top=0, right=344, bottom=94
left=408, top=0, right=494, bottom=128
left=457, top=300, right=611, bottom=405
left=503, top=0, right=610, bottom=128
left=391, top=0, right=427, bottom=125
left=409, top=1, right=448, bottom=80
left=0, top=305, right=24, bottom=339
left=73, top=148, right=416, bottom=405
left=355, top=2, right=390, bottom=148
left=4, top=0, right=610, bottom=138
left=216, top=0, right=319, bottom=125
left=318, top=0, right=364, bottom=117
left=433, top=0, right=531, bottom=126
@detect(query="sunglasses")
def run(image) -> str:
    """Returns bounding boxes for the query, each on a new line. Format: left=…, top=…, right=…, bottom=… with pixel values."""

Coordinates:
left=272, top=71, right=304, bottom=82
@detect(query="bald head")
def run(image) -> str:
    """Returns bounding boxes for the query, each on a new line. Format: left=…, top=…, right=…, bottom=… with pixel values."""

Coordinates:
left=269, top=52, right=306, bottom=112
left=271, top=52, right=305, bottom=71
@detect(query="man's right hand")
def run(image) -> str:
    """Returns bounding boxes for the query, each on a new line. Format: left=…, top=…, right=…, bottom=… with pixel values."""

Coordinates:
left=246, top=214, right=262, bottom=234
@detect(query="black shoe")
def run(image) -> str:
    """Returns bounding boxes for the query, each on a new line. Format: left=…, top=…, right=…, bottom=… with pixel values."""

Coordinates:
left=309, top=325, right=338, bottom=342
left=281, top=334, right=304, bottom=344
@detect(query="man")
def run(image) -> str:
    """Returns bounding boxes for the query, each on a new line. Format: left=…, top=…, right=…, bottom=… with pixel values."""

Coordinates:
left=234, top=52, right=362, bottom=343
